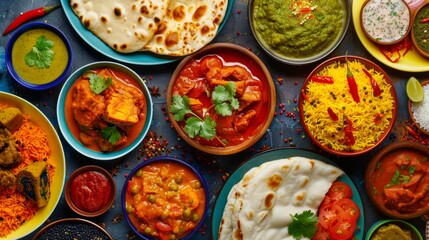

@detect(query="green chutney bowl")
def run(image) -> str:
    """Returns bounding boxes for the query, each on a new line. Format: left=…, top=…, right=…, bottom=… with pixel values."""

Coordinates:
left=365, top=219, right=423, bottom=240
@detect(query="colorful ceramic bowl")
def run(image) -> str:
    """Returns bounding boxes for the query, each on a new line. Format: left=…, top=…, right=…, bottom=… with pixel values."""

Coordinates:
left=365, top=219, right=423, bottom=240
left=408, top=79, right=429, bottom=135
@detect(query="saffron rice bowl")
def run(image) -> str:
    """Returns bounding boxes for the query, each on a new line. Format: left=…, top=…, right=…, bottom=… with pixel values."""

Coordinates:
left=299, top=56, right=397, bottom=156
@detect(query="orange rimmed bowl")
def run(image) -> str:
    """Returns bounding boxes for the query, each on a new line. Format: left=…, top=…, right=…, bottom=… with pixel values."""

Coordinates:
left=408, top=79, right=429, bottom=136
left=167, top=43, right=276, bottom=155
left=365, top=141, right=429, bottom=219
left=298, top=55, right=397, bottom=156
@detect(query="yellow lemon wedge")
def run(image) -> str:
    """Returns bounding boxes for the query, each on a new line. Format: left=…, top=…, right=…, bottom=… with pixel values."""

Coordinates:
left=406, top=77, right=424, bottom=103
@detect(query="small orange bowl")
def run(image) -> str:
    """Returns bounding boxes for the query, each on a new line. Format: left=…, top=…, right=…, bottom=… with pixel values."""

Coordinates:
left=365, top=141, right=429, bottom=219
left=411, top=3, right=429, bottom=58
left=408, top=80, right=429, bottom=135
left=360, top=0, right=411, bottom=45
left=299, top=55, right=397, bottom=156
left=167, top=43, right=276, bottom=155
left=65, top=165, right=116, bottom=217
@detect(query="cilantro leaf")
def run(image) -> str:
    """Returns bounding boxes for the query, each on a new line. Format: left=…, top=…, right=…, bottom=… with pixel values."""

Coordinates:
left=288, top=210, right=318, bottom=240
left=170, top=95, right=192, bottom=121
left=385, top=170, right=400, bottom=188
left=25, top=35, right=54, bottom=69
left=88, top=73, right=112, bottom=94
left=101, top=125, right=121, bottom=145
left=212, top=82, right=239, bottom=117
left=184, top=116, right=216, bottom=140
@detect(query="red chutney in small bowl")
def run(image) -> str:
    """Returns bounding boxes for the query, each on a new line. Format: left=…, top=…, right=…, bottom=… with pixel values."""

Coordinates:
left=167, top=43, right=275, bottom=155
left=65, top=165, right=115, bottom=217
left=365, top=142, right=429, bottom=219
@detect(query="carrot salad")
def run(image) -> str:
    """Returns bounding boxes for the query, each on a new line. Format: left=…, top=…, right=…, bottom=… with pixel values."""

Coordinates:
left=0, top=105, right=55, bottom=237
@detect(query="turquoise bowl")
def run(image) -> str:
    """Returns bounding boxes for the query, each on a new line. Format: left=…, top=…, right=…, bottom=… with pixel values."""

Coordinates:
left=56, top=61, right=153, bottom=160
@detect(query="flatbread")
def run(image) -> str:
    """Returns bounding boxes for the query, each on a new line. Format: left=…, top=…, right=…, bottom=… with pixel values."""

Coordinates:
left=143, top=0, right=228, bottom=56
left=218, top=157, right=344, bottom=240
left=69, top=0, right=169, bottom=53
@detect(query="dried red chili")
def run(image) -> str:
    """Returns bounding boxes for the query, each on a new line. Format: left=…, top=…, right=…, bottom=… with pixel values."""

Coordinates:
left=2, top=5, right=60, bottom=36
left=310, top=76, right=334, bottom=84
left=377, top=38, right=412, bottom=63
left=374, top=113, right=384, bottom=124
left=327, top=107, right=339, bottom=121
left=420, top=17, right=429, bottom=23
left=343, top=115, right=355, bottom=146
left=345, top=54, right=360, bottom=103
left=362, top=68, right=382, bottom=97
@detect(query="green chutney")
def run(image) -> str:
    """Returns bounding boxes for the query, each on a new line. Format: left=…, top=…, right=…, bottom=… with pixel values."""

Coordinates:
left=252, top=0, right=345, bottom=59
left=413, top=4, right=429, bottom=54
left=12, top=28, right=69, bottom=85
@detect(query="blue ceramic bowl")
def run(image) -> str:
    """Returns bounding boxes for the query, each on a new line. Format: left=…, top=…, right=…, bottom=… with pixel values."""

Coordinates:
left=121, top=156, right=209, bottom=240
left=56, top=61, right=153, bottom=160
left=365, top=219, right=423, bottom=240
left=5, top=22, right=72, bottom=90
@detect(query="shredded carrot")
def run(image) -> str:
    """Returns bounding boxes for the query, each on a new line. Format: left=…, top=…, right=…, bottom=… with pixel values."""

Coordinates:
left=0, top=106, right=56, bottom=237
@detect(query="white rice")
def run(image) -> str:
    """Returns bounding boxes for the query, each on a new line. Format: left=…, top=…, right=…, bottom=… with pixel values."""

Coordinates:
left=411, top=85, right=429, bottom=132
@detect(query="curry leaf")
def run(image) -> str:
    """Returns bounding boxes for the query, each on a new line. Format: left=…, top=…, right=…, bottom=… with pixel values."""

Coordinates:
left=25, top=35, right=54, bottom=69
left=88, top=73, right=112, bottom=94
left=101, top=125, right=121, bottom=145
left=288, top=210, right=318, bottom=240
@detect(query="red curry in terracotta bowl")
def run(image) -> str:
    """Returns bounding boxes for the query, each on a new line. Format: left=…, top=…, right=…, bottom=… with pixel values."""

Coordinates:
left=65, top=165, right=116, bottom=217
left=167, top=43, right=276, bottom=155
left=121, top=156, right=208, bottom=240
left=365, top=141, right=429, bottom=219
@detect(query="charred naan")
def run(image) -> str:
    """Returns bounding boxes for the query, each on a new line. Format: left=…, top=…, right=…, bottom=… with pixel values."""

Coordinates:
left=143, top=0, right=228, bottom=56
left=218, top=157, right=344, bottom=240
left=69, top=0, right=169, bottom=53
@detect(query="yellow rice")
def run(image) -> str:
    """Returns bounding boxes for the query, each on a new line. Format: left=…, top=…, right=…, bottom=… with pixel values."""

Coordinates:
left=303, top=60, right=395, bottom=151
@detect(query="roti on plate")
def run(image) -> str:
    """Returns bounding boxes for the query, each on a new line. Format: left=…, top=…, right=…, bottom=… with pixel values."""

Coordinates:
left=69, top=0, right=170, bottom=53
left=218, top=156, right=344, bottom=240
left=142, top=0, right=228, bottom=56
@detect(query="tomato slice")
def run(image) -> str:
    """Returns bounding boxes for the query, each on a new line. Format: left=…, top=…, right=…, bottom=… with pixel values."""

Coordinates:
left=327, top=182, right=353, bottom=201
left=318, top=203, right=345, bottom=229
left=312, top=224, right=331, bottom=240
left=333, top=198, right=360, bottom=220
left=328, top=215, right=356, bottom=240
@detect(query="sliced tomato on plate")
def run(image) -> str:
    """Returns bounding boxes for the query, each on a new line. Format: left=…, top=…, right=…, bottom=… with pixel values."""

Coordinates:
left=328, top=214, right=356, bottom=240
left=326, top=182, right=353, bottom=201
left=313, top=223, right=331, bottom=240
left=333, top=198, right=360, bottom=220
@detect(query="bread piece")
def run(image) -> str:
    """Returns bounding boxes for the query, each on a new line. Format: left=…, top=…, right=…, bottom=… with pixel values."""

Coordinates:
left=0, top=107, right=24, bottom=132
left=16, top=161, right=50, bottom=208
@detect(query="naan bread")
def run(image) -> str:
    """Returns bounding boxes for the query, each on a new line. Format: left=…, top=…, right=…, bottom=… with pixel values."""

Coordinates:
left=218, top=157, right=344, bottom=240
left=69, top=0, right=169, bottom=53
left=143, top=0, right=228, bottom=56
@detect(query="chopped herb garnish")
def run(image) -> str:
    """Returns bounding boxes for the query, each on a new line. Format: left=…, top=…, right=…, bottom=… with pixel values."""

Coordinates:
left=88, top=73, right=112, bottom=94
left=25, top=35, right=54, bottom=69
left=212, top=82, right=239, bottom=116
left=385, top=170, right=400, bottom=188
left=408, top=165, right=416, bottom=175
left=101, top=125, right=121, bottom=145
left=288, top=210, right=318, bottom=240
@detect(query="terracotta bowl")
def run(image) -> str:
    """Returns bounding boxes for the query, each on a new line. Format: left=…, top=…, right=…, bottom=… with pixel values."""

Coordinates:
left=121, top=156, right=209, bottom=240
left=408, top=80, right=429, bottom=135
left=65, top=165, right=116, bottom=217
left=365, top=219, right=423, bottom=240
left=365, top=141, right=429, bottom=219
left=299, top=55, right=397, bottom=157
left=167, top=43, right=276, bottom=155
left=411, top=3, right=429, bottom=58
left=32, top=218, right=113, bottom=240
left=360, top=0, right=411, bottom=45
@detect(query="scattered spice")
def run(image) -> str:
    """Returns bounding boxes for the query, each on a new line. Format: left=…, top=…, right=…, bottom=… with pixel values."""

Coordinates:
left=148, top=86, right=160, bottom=97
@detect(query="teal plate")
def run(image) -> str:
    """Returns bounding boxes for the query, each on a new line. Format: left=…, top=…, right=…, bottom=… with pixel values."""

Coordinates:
left=60, top=0, right=234, bottom=65
left=211, top=148, right=364, bottom=240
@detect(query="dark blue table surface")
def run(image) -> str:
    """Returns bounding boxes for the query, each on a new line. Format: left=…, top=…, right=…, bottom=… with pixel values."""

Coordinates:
left=0, top=0, right=427, bottom=239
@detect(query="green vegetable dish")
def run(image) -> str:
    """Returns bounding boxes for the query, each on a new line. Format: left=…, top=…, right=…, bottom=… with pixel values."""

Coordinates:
left=251, top=0, right=345, bottom=59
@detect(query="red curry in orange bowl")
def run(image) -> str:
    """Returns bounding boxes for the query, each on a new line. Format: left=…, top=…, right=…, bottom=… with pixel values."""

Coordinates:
left=365, top=141, right=429, bottom=219
left=167, top=43, right=276, bottom=155
left=121, top=157, right=208, bottom=240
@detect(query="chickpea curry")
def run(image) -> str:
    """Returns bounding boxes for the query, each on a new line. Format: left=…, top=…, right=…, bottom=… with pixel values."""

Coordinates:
left=124, top=161, right=206, bottom=240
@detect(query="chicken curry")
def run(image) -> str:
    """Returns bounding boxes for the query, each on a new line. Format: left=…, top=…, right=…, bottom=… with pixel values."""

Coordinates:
left=171, top=54, right=270, bottom=147
left=64, top=68, right=147, bottom=152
